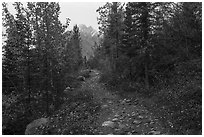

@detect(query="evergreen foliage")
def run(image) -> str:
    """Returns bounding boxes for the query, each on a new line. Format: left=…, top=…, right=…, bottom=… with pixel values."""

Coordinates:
left=2, top=2, right=83, bottom=134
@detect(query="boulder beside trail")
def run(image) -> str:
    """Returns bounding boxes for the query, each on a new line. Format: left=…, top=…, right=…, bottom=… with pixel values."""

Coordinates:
left=77, top=76, right=85, bottom=81
left=25, top=118, right=48, bottom=135
left=63, top=86, right=74, bottom=94
left=79, top=69, right=92, bottom=78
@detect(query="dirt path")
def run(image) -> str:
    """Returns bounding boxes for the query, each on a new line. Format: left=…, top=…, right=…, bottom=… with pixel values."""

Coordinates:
left=81, top=70, right=168, bottom=135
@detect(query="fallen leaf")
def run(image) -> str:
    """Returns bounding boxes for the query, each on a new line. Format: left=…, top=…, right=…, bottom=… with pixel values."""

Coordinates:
left=133, top=120, right=141, bottom=124
left=138, top=115, right=143, bottom=119
left=148, top=131, right=161, bottom=135
left=112, top=118, right=118, bottom=122
left=102, top=121, right=115, bottom=128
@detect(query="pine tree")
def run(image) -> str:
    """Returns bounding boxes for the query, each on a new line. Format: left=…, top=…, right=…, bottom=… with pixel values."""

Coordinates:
left=97, top=2, right=124, bottom=72
left=2, top=3, right=20, bottom=95
left=171, top=2, right=202, bottom=59
left=122, top=2, right=140, bottom=78
left=122, top=2, right=166, bottom=88
left=71, top=25, right=82, bottom=70
left=13, top=2, right=33, bottom=112
left=26, top=2, right=69, bottom=115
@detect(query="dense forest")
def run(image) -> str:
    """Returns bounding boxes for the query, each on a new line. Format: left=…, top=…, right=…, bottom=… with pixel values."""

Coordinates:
left=2, top=2, right=83, bottom=134
left=2, top=2, right=202, bottom=135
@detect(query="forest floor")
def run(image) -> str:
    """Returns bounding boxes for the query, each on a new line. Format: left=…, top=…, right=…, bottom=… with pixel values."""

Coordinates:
left=35, top=69, right=169, bottom=135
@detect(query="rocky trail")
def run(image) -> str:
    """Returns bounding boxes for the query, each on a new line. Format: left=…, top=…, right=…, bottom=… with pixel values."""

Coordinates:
left=30, top=70, right=168, bottom=135
left=80, top=70, right=167, bottom=135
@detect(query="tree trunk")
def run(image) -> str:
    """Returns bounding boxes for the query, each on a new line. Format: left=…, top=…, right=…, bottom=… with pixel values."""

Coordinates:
left=185, top=36, right=189, bottom=59
left=144, top=60, right=149, bottom=90
left=111, top=46, right=116, bottom=72
left=45, top=54, right=49, bottom=116
left=45, top=9, right=50, bottom=116
left=27, top=44, right=31, bottom=115
left=129, top=59, right=132, bottom=80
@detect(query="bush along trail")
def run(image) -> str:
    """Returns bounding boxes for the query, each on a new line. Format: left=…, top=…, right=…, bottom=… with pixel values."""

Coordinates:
left=26, top=70, right=168, bottom=135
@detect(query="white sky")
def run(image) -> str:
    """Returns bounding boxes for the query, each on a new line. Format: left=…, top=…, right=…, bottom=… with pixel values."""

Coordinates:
left=59, top=2, right=105, bottom=31
left=6, top=2, right=105, bottom=31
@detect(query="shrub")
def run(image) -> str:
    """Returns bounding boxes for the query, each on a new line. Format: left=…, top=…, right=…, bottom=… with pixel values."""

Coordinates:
left=147, top=68, right=202, bottom=135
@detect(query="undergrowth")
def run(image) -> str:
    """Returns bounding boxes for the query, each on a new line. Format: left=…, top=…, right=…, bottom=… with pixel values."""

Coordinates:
left=98, top=60, right=202, bottom=135
left=32, top=89, right=101, bottom=135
